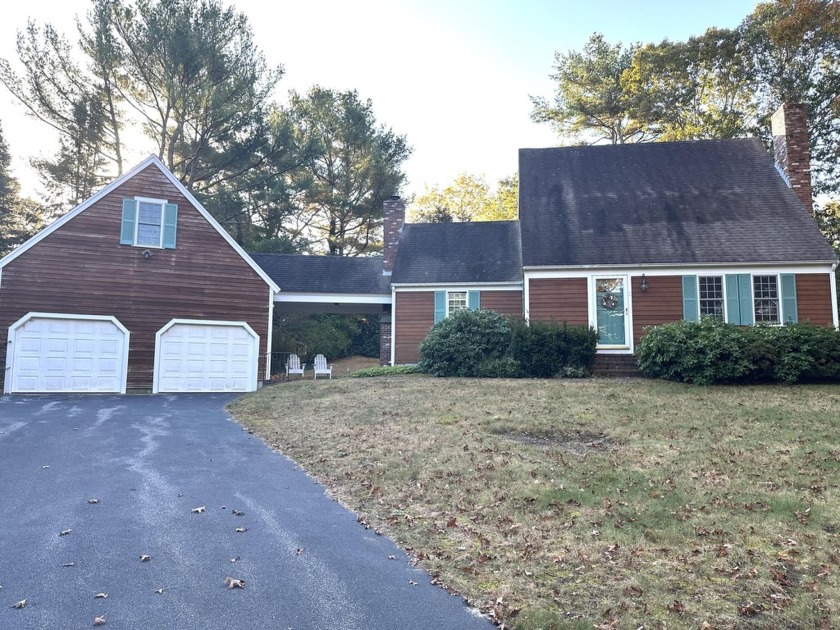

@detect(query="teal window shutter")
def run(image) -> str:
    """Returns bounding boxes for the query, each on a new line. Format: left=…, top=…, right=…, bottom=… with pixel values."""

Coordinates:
left=724, top=274, right=741, bottom=324
left=120, top=198, right=138, bottom=244
left=434, top=291, right=446, bottom=323
left=738, top=274, right=754, bottom=325
left=468, top=290, right=480, bottom=310
left=682, top=275, right=699, bottom=321
left=780, top=274, right=798, bottom=324
left=162, top=203, right=178, bottom=249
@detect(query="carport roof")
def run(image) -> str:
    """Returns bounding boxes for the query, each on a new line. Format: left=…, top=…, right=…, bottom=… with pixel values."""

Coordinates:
left=250, top=253, right=391, bottom=295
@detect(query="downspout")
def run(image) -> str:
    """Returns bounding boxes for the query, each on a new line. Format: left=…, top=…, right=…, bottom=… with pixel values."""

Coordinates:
left=831, top=263, right=839, bottom=329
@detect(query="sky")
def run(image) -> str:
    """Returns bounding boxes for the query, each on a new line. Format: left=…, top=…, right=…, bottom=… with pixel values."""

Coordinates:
left=0, top=0, right=759, bottom=200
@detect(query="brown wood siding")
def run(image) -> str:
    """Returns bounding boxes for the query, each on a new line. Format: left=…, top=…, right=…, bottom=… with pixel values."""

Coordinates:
left=0, top=165, right=271, bottom=390
left=394, top=292, right=434, bottom=364
left=631, top=275, right=683, bottom=345
left=481, top=290, right=523, bottom=319
left=796, top=273, right=834, bottom=325
left=528, top=278, right=588, bottom=324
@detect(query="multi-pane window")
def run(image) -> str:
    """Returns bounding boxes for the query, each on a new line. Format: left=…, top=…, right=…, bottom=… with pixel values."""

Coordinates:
left=698, top=276, right=724, bottom=318
left=447, top=291, right=468, bottom=316
left=753, top=275, right=780, bottom=324
left=136, top=200, right=164, bottom=246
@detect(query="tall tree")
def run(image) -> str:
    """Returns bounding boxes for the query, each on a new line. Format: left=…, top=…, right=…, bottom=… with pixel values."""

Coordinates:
left=410, top=173, right=517, bottom=223
left=625, top=28, right=756, bottom=141
left=530, top=33, right=651, bottom=144
left=284, top=86, right=411, bottom=256
left=0, top=122, right=46, bottom=256
left=742, top=0, right=840, bottom=196
left=0, top=21, right=115, bottom=208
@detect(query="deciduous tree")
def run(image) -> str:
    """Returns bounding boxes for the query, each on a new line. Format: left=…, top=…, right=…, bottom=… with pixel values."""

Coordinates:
left=410, top=173, right=517, bottom=223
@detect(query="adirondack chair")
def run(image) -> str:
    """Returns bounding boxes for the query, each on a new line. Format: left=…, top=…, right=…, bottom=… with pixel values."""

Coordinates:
left=285, top=353, right=306, bottom=379
left=312, top=354, right=332, bottom=380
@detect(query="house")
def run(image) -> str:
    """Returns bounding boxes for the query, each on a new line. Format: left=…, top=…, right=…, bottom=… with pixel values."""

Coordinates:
left=1, top=103, right=836, bottom=393
left=385, top=103, right=837, bottom=365
left=0, top=156, right=278, bottom=394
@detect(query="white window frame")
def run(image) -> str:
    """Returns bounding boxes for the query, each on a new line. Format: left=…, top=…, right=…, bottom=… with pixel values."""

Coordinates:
left=134, top=196, right=167, bottom=248
left=446, top=290, right=468, bottom=316
left=752, top=274, right=781, bottom=325
left=697, top=275, right=726, bottom=320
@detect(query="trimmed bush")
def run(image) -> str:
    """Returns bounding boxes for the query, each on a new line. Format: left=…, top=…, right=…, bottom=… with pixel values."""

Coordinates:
left=350, top=365, right=421, bottom=378
left=418, top=310, right=596, bottom=378
left=418, top=309, right=512, bottom=377
left=638, top=319, right=840, bottom=384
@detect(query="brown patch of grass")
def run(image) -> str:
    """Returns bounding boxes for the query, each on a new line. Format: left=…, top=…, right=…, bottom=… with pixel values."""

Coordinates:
left=229, top=378, right=840, bottom=629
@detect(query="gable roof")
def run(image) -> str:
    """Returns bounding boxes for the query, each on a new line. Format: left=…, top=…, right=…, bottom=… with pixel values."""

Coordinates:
left=251, top=253, right=391, bottom=295
left=519, top=138, right=837, bottom=267
left=391, top=220, right=522, bottom=284
left=0, top=156, right=280, bottom=293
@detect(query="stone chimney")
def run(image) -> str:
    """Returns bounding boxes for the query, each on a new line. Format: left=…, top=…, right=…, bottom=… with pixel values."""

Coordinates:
left=382, top=195, right=405, bottom=273
left=771, top=103, right=813, bottom=215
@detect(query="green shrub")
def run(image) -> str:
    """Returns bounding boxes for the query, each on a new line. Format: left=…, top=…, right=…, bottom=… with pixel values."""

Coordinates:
left=475, top=357, right=522, bottom=378
left=638, top=319, right=840, bottom=384
left=418, top=309, right=512, bottom=377
left=350, top=365, right=421, bottom=378
left=510, top=319, right=596, bottom=378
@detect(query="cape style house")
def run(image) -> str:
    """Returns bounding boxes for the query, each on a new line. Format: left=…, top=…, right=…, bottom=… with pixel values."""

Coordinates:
left=1, top=103, right=836, bottom=393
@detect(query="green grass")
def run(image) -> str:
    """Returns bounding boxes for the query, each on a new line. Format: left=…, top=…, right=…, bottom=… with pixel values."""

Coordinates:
left=229, top=377, right=840, bottom=629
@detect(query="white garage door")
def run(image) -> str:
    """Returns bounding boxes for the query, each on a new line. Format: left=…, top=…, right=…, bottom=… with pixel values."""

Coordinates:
left=7, top=314, right=129, bottom=393
left=154, top=320, right=258, bottom=393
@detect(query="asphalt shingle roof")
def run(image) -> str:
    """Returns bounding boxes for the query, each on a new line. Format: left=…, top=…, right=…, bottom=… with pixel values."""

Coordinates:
left=250, top=253, right=391, bottom=294
left=519, top=138, right=837, bottom=267
left=391, top=221, right=522, bottom=284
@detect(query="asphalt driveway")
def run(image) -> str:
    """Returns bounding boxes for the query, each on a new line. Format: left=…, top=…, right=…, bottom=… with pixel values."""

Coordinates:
left=0, top=394, right=493, bottom=630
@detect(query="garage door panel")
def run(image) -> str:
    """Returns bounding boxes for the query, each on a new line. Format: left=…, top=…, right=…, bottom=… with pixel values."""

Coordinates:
left=155, top=322, right=257, bottom=393
left=9, top=315, right=127, bottom=393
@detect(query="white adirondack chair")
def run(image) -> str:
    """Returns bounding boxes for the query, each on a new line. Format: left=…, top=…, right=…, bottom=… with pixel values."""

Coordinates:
left=285, top=353, right=306, bottom=379
left=312, top=354, right=332, bottom=380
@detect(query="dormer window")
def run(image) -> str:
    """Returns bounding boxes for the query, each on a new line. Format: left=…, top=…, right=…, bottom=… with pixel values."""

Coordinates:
left=120, top=197, right=178, bottom=248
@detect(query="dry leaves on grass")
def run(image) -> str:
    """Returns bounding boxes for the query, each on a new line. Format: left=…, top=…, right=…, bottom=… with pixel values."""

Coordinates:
left=140, top=555, right=151, bottom=562
left=224, top=577, right=245, bottom=589
left=59, top=529, right=72, bottom=536
left=11, top=599, right=27, bottom=609
left=192, top=506, right=206, bottom=514
left=93, top=615, right=106, bottom=626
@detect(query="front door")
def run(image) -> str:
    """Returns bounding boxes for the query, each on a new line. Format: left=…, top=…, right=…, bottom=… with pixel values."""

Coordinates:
left=595, top=277, right=628, bottom=347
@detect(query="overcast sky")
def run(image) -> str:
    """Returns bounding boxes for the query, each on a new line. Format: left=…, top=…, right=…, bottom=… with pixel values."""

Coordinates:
left=1, top=0, right=758, bottom=200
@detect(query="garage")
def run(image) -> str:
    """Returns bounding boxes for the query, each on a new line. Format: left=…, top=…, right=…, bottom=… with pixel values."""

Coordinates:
left=5, top=314, right=129, bottom=393
left=154, top=320, right=259, bottom=393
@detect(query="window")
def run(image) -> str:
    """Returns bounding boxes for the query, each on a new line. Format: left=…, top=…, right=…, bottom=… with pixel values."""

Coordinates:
left=120, top=197, right=178, bottom=249
left=137, top=200, right=164, bottom=247
left=753, top=275, right=780, bottom=324
left=447, top=291, right=468, bottom=316
left=698, top=276, right=724, bottom=319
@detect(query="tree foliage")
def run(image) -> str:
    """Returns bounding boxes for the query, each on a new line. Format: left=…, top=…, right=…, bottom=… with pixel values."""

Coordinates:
left=532, top=1, right=840, bottom=196
left=283, top=86, right=411, bottom=255
left=0, top=122, right=45, bottom=256
left=410, top=173, right=517, bottom=223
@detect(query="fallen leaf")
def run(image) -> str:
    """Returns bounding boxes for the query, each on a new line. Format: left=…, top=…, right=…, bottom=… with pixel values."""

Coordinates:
left=667, top=600, right=685, bottom=613
left=42, top=465, right=50, bottom=469
left=771, top=568, right=793, bottom=587
left=192, top=506, right=206, bottom=514
left=388, top=555, right=396, bottom=560
left=232, top=509, right=245, bottom=516
left=153, top=588, right=164, bottom=594
left=229, top=557, right=240, bottom=563
left=700, top=623, right=713, bottom=630
left=224, top=577, right=245, bottom=589
left=87, top=499, right=99, bottom=505
left=235, top=527, right=247, bottom=533
left=622, top=585, right=643, bottom=597
left=739, top=601, right=761, bottom=616
left=11, top=599, right=27, bottom=609
left=294, top=548, right=304, bottom=555
left=62, top=562, right=76, bottom=568
left=59, top=529, right=73, bottom=536
left=93, top=615, right=106, bottom=626
left=94, top=593, right=108, bottom=599
left=446, top=517, right=457, bottom=528
left=408, top=580, right=418, bottom=585
left=140, top=555, right=151, bottom=562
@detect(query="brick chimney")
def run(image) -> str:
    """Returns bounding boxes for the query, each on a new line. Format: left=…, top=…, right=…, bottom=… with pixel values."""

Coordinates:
left=771, top=103, right=813, bottom=215
left=382, top=195, right=405, bottom=273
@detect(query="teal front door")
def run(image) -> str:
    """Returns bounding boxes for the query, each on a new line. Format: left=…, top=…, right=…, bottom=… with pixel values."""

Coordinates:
left=595, top=277, right=627, bottom=346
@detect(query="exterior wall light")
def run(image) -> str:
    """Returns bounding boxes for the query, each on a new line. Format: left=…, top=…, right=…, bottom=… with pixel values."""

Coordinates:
left=640, top=274, right=649, bottom=292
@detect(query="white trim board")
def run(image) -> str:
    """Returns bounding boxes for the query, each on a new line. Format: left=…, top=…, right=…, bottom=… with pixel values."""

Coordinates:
left=524, top=264, right=835, bottom=280
left=0, top=155, right=280, bottom=295
left=274, top=292, right=391, bottom=304
left=393, top=284, right=523, bottom=292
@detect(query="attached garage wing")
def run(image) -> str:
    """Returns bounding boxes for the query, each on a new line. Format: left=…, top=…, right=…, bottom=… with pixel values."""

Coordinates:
left=5, top=314, right=129, bottom=394
left=154, top=320, right=259, bottom=393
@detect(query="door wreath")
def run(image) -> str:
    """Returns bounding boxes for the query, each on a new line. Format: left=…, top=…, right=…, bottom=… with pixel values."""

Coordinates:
left=600, top=293, right=618, bottom=310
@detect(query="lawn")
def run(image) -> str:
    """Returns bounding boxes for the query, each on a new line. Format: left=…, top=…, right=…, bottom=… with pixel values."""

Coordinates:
left=229, top=377, right=840, bottom=629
